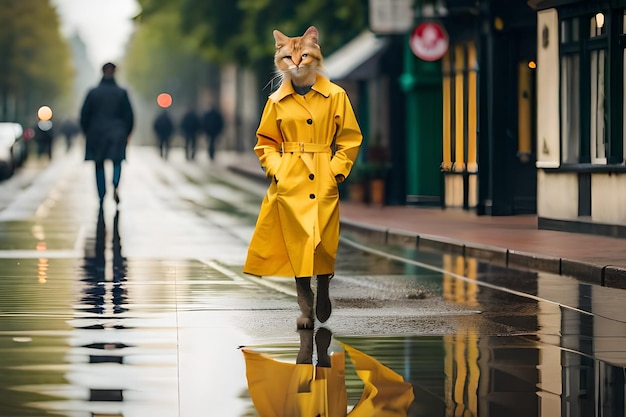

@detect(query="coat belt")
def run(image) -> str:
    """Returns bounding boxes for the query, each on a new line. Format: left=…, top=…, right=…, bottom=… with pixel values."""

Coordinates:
left=281, top=142, right=330, bottom=153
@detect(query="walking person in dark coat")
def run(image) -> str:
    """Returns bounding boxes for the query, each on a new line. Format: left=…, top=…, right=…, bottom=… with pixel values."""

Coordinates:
left=181, top=107, right=200, bottom=161
left=34, top=120, right=54, bottom=159
left=80, top=62, right=134, bottom=205
left=59, top=118, right=80, bottom=151
left=201, top=105, right=224, bottom=161
left=153, top=110, right=174, bottom=160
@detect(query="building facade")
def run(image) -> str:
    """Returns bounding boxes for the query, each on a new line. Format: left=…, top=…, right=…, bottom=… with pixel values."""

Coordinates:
left=394, top=0, right=539, bottom=214
left=531, top=0, right=626, bottom=237
left=438, top=0, right=538, bottom=215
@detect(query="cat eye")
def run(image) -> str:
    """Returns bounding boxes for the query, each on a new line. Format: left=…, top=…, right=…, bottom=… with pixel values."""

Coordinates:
left=283, top=56, right=292, bottom=60
left=302, top=53, right=308, bottom=58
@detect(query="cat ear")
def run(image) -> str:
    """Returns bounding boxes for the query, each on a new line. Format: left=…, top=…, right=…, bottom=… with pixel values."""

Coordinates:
left=273, top=30, right=289, bottom=49
left=303, top=26, right=319, bottom=44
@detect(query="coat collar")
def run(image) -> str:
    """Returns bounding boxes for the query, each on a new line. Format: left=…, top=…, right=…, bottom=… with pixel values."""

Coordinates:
left=99, top=76, right=118, bottom=86
left=269, top=73, right=331, bottom=102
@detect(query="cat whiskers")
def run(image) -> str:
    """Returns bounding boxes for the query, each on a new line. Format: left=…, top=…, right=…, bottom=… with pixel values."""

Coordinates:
left=263, top=70, right=285, bottom=92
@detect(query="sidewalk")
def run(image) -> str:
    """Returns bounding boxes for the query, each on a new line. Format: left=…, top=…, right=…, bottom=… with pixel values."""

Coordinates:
left=338, top=202, right=626, bottom=288
left=224, top=153, right=626, bottom=289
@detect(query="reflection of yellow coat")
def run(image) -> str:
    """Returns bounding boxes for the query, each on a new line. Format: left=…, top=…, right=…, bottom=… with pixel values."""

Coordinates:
left=244, top=74, right=362, bottom=278
left=241, top=342, right=414, bottom=417
left=243, top=349, right=348, bottom=417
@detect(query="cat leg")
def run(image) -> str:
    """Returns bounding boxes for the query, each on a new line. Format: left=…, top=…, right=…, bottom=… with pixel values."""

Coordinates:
left=295, top=277, right=314, bottom=329
left=316, top=274, right=332, bottom=323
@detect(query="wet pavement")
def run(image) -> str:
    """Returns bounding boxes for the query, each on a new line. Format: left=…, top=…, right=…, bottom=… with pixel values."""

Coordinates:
left=1, top=145, right=626, bottom=416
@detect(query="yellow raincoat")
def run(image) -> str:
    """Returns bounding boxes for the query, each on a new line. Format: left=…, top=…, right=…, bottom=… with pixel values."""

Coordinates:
left=244, top=74, right=362, bottom=278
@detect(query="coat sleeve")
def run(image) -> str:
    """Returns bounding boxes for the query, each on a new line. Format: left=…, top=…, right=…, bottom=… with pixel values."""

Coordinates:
left=254, top=99, right=283, bottom=178
left=79, top=91, right=93, bottom=133
left=122, top=90, right=134, bottom=138
left=330, top=92, right=362, bottom=178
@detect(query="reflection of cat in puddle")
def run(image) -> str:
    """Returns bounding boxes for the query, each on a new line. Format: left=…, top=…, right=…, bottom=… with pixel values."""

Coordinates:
left=241, top=327, right=414, bottom=417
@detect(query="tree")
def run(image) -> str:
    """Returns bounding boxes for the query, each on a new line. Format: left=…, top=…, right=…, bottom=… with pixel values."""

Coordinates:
left=125, top=0, right=222, bottom=107
left=178, top=0, right=367, bottom=65
left=133, top=0, right=368, bottom=87
left=0, top=0, right=73, bottom=124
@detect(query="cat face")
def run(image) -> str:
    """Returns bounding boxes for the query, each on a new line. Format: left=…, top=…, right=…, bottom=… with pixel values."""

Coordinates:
left=273, top=26, right=322, bottom=87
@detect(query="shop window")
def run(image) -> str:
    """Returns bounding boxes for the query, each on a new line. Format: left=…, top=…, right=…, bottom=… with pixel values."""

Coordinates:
left=590, top=47, right=607, bottom=163
left=560, top=18, right=581, bottom=163
left=559, top=9, right=624, bottom=165
left=441, top=41, right=478, bottom=173
left=561, top=52, right=580, bottom=163
left=442, top=41, right=478, bottom=209
left=590, top=13, right=608, bottom=163
left=623, top=10, right=626, bottom=162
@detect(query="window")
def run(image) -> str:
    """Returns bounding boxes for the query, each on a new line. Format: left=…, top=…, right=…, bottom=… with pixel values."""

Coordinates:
left=560, top=18, right=581, bottom=163
left=561, top=53, right=580, bottom=163
left=559, top=8, right=625, bottom=166
left=623, top=10, right=626, bottom=162
left=441, top=41, right=478, bottom=173
left=590, top=13, right=608, bottom=163
left=441, top=41, right=479, bottom=209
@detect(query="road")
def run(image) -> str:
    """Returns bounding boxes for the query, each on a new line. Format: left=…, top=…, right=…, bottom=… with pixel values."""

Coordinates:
left=0, top=144, right=625, bottom=417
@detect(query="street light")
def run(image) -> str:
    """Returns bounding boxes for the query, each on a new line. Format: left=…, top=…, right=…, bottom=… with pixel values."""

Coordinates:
left=37, top=105, right=52, bottom=121
left=37, top=106, right=53, bottom=132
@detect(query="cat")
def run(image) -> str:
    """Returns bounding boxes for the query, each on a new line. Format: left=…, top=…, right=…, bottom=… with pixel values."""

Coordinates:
left=270, top=26, right=325, bottom=91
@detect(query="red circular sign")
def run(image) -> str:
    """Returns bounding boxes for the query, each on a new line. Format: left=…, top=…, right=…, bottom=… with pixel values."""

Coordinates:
left=410, top=22, right=449, bottom=61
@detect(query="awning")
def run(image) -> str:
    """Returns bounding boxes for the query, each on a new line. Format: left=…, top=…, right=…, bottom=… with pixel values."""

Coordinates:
left=323, top=31, right=389, bottom=81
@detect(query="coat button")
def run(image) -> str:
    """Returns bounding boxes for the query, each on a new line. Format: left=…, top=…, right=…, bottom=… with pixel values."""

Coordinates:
left=306, top=119, right=313, bottom=125
left=309, top=174, right=315, bottom=180
left=309, top=194, right=315, bottom=199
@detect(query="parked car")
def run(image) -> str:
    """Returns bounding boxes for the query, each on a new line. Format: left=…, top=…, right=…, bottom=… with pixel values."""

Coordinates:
left=0, top=122, right=28, bottom=179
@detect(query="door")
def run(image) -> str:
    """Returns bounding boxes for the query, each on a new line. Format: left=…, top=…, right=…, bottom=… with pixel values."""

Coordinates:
left=488, top=24, right=537, bottom=215
left=512, top=54, right=538, bottom=214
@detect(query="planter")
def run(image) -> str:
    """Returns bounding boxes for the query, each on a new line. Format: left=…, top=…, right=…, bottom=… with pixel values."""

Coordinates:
left=348, top=182, right=366, bottom=203
left=369, top=178, right=385, bottom=206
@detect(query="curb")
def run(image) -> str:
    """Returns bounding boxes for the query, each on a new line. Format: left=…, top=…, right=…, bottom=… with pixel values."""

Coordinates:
left=340, top=218, right=626, bottom=290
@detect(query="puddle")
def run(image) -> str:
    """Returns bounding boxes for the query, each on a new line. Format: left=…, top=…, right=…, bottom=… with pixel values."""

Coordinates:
left=242, top=332, right=626, bottom=417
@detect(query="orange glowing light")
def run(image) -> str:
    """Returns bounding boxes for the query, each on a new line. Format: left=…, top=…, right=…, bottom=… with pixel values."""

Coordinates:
left=157, top=93, right=172, bottom=108
left=38, top=257, right=48, bottom=284
left=37, top=106, right=53, bottom=121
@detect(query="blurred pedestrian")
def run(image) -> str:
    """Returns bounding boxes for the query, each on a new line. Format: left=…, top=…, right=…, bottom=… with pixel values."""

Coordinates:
left=59, top=118, right=80, bottom=151
left=243, top=26, right=362, bottom=329
left=153, top=110, right=174, bottom=159
left=80, top=62, right=134, bottom=205
left=181, top=107, right=200, bottom=161
left=34, top=120, right=54, bottom=159
left=201, top=105, right=224, bottom=160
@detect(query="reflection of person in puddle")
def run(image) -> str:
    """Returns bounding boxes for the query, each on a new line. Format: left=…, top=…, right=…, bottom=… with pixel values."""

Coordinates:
left=241, top=327, right=414, bottom=417
left=81, top=208, right=127, bottom=314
